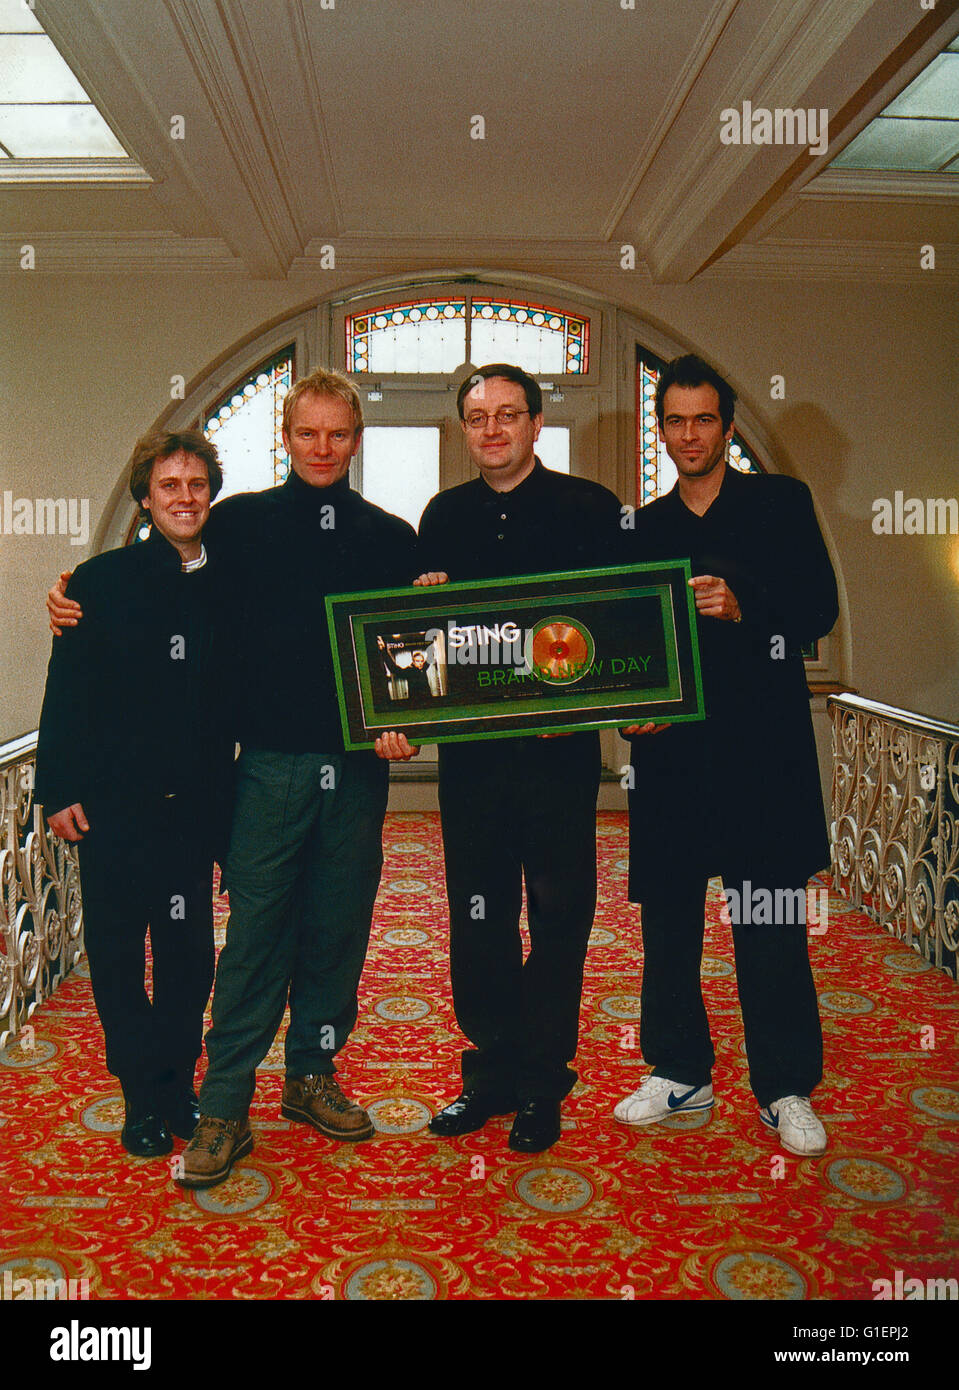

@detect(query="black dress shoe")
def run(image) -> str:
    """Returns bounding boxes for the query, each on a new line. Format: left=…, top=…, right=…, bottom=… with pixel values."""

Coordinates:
left=429, top=1089, right=517, bottom=1137
left=164, top=1089, right=201, bottom=1141
left=120, top=1107, right=173, bottom=1158
left=508, top=1099, right=561, bottom=1153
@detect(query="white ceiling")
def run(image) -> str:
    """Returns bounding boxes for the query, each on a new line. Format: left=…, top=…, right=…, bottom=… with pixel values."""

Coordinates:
left=3, top=0, right=958, bottom=282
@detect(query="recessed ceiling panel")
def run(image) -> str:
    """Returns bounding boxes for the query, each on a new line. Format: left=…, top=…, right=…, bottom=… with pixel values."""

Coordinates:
left=300, top=0, right=711, bottom=239
left=0, top=0, right=41, bottom=32
left=0, top=35, right=87, bottom=103
left=884, top=54, right=959, bottom=119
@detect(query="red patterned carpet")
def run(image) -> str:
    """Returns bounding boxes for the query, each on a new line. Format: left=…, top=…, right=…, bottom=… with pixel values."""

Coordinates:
left=2, top=812, right=958, bottom=1304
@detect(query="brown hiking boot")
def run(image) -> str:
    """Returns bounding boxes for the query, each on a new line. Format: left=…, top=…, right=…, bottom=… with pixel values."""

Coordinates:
left=281, top=1074, right=375, bottom=1142
left=177, top=1115, right=253, bottom=1189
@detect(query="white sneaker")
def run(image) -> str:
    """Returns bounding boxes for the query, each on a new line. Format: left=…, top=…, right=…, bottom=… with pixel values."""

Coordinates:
left=614, top=1074, right=714, bottom=1127
left=760, top=1095, right=827, bottom=1156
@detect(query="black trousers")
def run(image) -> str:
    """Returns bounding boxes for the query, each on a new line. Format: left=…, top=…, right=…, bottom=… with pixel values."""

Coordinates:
left=437, top=734, right=600, bottom=1100
left=76, top=797, right=215, bottom=1108
left=638, top=877, right=823, bottom=1108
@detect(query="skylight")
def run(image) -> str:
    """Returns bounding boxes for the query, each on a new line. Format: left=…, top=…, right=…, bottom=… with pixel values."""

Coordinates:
left=0, top=0, right=143, bottom=174
left=831, top=37, right=959, bottom=174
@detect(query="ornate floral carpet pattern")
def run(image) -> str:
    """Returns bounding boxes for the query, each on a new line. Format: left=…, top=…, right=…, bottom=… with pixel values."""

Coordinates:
left=1, top=812, right=957, bottom=1302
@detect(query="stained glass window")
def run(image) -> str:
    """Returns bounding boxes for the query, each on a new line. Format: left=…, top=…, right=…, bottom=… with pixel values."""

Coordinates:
left=204, top=348, right=294, bottom=499
left=636, top=351, right=762, bottom=507
left=344, top=296, right=589, bottom=376
left=346, top=300, right=467, bottom=374
left=132, top=347, right=294, bottom=542
left=470, top=300, right=588, bottom=375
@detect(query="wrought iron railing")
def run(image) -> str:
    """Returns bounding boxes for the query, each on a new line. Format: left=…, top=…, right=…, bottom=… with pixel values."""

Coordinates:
left=829, top=694, right=959, bottom=979
left=0, top=732, right=84, bottom=1049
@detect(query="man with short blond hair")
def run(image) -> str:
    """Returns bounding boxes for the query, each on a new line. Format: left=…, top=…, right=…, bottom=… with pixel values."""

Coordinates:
left=175, top=369, right=417, bottom=1187
left=280, top=366, right=363, bottom=438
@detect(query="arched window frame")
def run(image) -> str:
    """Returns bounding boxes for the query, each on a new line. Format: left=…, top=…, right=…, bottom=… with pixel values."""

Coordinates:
left=330, top=277, right=610, bottom=502
left=106, top=309, right=315, bottom=551
left=330, top=279, right=601, bottom=387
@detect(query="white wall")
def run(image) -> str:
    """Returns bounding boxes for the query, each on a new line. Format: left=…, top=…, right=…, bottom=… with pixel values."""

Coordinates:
left=2, top=267, right=956, bottom=742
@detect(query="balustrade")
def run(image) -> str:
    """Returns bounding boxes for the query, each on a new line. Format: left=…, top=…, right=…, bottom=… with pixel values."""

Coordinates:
left=829, top=694, right=959, bottom=979
left=0, top=733, right=84, bottom=1048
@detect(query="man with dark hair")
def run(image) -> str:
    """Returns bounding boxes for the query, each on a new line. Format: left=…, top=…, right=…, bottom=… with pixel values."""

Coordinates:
left=653, top=352, right=736, bottom=434
left=454, top=361, right=544, bottom=423
left=128, top=430, right=224, bottom=514
left=36, top=431, right=233, bottom=1157
left=408, top=362, right=624, bottom=1152
left=616, top=353, right=838, bottom=1157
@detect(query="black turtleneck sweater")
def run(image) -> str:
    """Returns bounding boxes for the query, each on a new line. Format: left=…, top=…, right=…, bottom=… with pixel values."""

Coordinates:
left=206, top=472, right=418, bottom=753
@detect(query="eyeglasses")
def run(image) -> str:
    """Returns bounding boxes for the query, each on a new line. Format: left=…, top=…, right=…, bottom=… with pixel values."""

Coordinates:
left=463, top=409, right=530, bottom=430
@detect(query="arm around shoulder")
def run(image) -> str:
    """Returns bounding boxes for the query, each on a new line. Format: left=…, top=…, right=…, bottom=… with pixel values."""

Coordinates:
left=35, top=565, right=96, bottom=814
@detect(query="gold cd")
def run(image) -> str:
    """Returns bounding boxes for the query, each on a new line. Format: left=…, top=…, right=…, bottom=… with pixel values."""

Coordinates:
left=531, top=621, right=590, bottom=678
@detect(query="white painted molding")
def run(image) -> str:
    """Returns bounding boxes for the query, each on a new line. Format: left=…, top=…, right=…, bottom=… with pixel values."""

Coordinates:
left=802, top=170, right=959, bottom=203
left=0, top=159, right=151, bottom=184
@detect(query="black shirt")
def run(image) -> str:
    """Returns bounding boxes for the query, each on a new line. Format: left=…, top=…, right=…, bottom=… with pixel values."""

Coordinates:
left=419, top=460, right=624, bottom=760
left=418, top=459, right=624, bottom=582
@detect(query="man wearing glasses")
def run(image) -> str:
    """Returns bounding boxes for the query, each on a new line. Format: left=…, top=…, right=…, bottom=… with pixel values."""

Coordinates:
left=410, top=364, right=623, bottom=1151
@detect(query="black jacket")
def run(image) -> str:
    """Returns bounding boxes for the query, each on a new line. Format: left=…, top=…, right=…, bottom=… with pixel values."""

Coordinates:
left=624, top=465, right=839, bottom=895
left=35, top=528, right=234, bottom=855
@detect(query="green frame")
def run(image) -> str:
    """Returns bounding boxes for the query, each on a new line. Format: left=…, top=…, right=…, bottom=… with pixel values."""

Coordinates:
left=325, top=561, right=704, bottom=750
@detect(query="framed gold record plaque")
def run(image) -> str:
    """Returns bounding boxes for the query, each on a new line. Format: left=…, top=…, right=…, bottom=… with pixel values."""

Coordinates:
left=325, top=561, right=704, bottom=750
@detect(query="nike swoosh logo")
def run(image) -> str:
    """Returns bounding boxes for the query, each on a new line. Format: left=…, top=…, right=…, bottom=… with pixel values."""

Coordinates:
left=667, top=1086, right=702, bottom=1110
left=764, top=1109, right=780, bottom=1128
